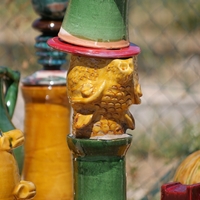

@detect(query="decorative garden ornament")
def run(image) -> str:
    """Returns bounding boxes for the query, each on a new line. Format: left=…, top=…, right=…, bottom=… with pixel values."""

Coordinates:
left=67, top=55, right=142, bottom=138
left=47, top=0, right=142, bottom=198
left=0, top=66, right=23, bottom=172
left=58, top=0, right=130, bottom=49
left=0, top=129, right=36, bottom=200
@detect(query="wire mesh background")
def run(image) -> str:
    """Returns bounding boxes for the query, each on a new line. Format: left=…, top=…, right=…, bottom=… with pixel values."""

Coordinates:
left=0, top=0, right=200, bottom=200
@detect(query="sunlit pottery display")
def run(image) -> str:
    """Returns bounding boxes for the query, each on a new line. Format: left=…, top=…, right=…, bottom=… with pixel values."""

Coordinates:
left=48, top=0, right=142, bottom=199
left=0, top=66, right=23, bottom=172
left=0, top=129, right=36, bottom=200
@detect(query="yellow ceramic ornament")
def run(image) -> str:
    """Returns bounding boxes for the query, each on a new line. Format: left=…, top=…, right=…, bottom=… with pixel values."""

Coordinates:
left=67, top=55, right=142, bottom=138
left=174, top=150, right=200, bottom=184
left=0, top=129, right=36, bottom=200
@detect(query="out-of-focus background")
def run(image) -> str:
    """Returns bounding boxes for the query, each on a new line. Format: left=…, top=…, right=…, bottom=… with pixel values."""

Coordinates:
left=0, top=0, right=200, bottom=199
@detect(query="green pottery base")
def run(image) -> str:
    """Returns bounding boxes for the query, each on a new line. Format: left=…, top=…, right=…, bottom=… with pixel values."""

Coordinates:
left=67, top=134, right=132, bottom=200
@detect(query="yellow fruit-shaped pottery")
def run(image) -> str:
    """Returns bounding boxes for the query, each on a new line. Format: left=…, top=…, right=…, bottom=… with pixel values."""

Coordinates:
left=174, top=150, right=200, bottom=184
left=0, top=129, right=36, bottom=200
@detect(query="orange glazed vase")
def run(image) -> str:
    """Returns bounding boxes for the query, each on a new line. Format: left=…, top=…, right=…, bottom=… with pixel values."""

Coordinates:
left=21, top=72, right=73, bottom=200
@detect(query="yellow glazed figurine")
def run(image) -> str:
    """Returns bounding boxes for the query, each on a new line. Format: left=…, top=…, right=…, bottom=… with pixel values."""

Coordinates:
left=67, top=55, right=142, bottom=138
left=0, top=129, right=36, bottom=200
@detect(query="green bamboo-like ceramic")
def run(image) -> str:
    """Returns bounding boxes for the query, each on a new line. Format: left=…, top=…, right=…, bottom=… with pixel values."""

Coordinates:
left=0, top=66, right=23, bottom=172
left=67, top=134, right=132, bottom=200
left=61, top=0, right=128, bottom=42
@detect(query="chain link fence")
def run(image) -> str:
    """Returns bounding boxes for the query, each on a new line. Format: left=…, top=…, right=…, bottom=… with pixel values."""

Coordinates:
left=0, top=0, right=200, bottom=199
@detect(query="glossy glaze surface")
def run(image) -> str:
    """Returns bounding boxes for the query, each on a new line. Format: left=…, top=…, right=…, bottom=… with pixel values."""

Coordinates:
left=161, top=182, right=200, bottom=200
left=174, top=150, right=200, bottom=184
left=48, top=37, right=140, bottom=58
left=0, top=129, right=36, bottom=200
left=67, top=134, right=132, bottom=200
left=22, top=85, right=73, bottom=200
left=66, top=55, right=142, bottom=138
left=59, top=0, right=129, bottom=49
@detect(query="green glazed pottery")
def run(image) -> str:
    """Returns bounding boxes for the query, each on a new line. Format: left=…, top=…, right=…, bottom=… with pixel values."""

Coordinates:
left=0, top=66, right=23, bottom=172
left=58, top=0, right=130, bottom=49
left=67, top=134, right=132, bottom=200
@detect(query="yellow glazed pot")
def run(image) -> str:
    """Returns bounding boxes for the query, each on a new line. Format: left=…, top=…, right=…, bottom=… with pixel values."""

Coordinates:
left=174, top=150, right=200, bottom=184
left=21, top=85, right=73, bottom=200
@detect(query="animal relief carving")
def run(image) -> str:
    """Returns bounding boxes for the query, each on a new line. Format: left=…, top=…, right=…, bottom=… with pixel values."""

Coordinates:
left=67, top=55, right=142, bottom=138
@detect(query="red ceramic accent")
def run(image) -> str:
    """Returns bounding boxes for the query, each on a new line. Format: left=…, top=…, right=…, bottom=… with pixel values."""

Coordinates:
left=161, top=182, right=200, bottom=200
left=47, top=37, right=140, bottom=58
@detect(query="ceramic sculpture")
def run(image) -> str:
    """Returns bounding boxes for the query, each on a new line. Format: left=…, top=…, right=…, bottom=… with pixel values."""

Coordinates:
left=48, top=0, right=142, bottom=199
left=0, top=129, right=36, bottom=200
left=67, top=55, right=142, bottom=138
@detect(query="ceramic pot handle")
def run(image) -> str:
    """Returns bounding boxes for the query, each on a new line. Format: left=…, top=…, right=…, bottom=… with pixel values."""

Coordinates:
left=0, top=66, right=20, bottom=118
left=13, top=180, right=36, bottom=200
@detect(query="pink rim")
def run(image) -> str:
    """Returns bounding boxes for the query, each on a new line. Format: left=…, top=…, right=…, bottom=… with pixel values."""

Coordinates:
left=58, top=27, right=130, bottom=49
left=47, top=37, right=140, bottom=58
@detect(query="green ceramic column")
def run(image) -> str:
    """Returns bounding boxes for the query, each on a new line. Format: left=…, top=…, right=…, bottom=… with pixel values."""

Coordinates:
left=67, top=134, right=132, bottom=200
